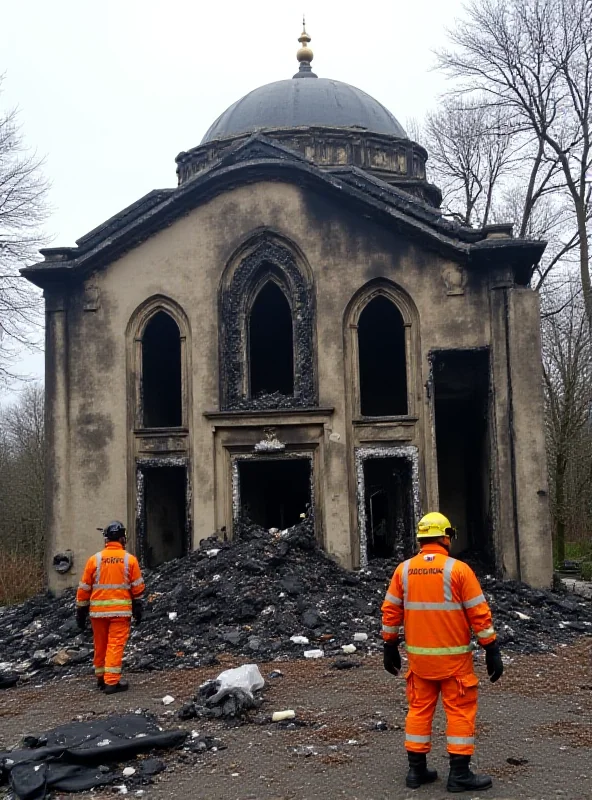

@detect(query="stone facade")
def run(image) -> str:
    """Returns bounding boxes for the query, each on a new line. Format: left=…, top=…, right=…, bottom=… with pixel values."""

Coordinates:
left=24, top=127, right=553, bottom=591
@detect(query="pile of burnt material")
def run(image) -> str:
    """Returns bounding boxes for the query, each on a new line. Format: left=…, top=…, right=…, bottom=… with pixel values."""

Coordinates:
left=0, top=713, right=186, bottom=800
left=1, top=518, right=591, bottom=684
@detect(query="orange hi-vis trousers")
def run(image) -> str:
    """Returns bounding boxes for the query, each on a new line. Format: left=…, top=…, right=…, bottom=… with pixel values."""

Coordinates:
left=405, top=670, right=479, bottom=756
left=91, top=618, right=131, bottom=686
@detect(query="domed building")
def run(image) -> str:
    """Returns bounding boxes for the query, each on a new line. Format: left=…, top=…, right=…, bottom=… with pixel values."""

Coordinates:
left=24, top=26, right=552, bottom=590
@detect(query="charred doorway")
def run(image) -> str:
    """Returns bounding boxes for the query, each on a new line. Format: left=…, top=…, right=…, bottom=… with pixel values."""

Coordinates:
left=236, top=456, right=312, bottom=530
left=356, top=447, right=419, bottom=565
left=137, top=462, right=189, bottom=568
left=432, top=349, right=492, bottom=561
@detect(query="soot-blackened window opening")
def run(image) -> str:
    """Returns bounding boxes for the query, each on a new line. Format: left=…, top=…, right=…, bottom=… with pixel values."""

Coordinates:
left=142, top=312, right=182, bottom=428
left=239, top=458, right=311, bottom=529
left=249, top=281, right=294, bottom=397
left=364, top=456, right=414, bottom=560
left=358, top=296, right=407, bottom=416
left=143, top=466, right=187, bottom=568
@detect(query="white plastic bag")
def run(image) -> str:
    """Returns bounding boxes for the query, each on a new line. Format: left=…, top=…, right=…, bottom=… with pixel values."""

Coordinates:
left=208, top=664, right=264, bottom=704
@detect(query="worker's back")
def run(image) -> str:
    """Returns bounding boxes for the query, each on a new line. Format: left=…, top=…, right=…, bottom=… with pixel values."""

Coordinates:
left=78, top=541, right=143, bottom=619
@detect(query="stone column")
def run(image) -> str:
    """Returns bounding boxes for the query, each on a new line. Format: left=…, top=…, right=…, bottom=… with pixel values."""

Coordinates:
left=44, top=288, right=72, bottom=593
left=488, top=274, right=552, bottom=587
left=507, top=286, right=553, bottom=587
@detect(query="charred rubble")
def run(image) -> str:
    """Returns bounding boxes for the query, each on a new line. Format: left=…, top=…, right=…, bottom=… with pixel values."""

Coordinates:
left=1, top=518, right=591, bottom=685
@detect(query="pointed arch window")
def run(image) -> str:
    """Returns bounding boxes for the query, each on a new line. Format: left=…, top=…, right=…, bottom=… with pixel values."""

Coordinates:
left=219, top=236, right=316, bottom=410
left=358, top=296, right=407, bottom=416
left=141, top=311, right=182, bottom=428
left=248, top=280, right=294, bottom=397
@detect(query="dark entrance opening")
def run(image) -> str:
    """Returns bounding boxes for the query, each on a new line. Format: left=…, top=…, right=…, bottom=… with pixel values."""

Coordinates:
left=142, top=312, right=182, bottom=428
left=358, top=296, right=407, bottom=416
left=433, top=349, right=492, bottom=562
left=239, top=458, right=311, bottom=529
left=249, top=281, right=294, bottom=397
left=143, top=466, right=187, bottom=568
left=364, top=456, right=414, bottom=560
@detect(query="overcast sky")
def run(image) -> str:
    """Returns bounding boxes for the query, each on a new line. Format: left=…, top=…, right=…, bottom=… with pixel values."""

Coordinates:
left=2, top=0, right=466, bottom=394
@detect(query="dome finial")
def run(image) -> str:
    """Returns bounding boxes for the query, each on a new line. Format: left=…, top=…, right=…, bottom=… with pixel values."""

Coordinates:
left=294, top=16, right=317, bottom=79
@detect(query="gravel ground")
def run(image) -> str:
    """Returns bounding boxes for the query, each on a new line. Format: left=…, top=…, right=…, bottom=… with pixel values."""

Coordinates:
left=1, top=640, right=591, bottom=800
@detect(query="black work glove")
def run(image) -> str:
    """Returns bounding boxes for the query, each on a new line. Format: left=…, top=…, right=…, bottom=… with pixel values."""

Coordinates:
left=484, top=641, right=503, bottom=683
left=132, top=599, right=143, bottom=625
left=76, top=606, right=89, bottom=631
left=383, top=641, right=402, bottom=676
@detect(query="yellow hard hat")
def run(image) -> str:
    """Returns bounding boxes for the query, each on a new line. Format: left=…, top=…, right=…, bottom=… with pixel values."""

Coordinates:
left=417, top=511, right=456, bottom=539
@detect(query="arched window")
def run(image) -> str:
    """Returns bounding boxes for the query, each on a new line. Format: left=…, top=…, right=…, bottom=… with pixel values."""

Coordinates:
left=249, top=281, right=294, bottom=397
left=219, top=236, right=316, bottom=410
left=358, top=295, right=407, bottom=416
left=142, top=311, right=182, bottom=428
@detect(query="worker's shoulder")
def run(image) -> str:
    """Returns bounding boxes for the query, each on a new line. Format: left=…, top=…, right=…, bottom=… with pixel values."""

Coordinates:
left=450, top=556, right=479, bottom=579
left=126, top=551, right=142, bottom=567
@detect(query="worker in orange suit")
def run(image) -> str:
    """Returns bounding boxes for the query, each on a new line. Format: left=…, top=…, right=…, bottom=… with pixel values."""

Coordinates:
left=76, top=521, right=145, bottom=695
left=381, top=512, right=503, bottom=793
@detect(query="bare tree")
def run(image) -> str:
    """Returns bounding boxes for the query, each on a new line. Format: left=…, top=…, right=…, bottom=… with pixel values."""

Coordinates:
left=437, top=0, right=592, bottom=329
left=0, top=75, right=49, bottom=386
left=541, top=283, right=592, bottom=563
left=0, top=384, right=45, bottom=602
left=423, top=97, right=518, bottom=226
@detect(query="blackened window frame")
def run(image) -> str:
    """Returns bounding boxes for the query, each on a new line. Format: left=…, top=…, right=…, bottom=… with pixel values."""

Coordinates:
left=220, top=236, right=317, bottom=411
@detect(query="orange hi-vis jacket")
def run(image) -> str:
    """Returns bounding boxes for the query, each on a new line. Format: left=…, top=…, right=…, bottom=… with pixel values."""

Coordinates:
left=76, top=542, right=145, bottom=619
left=381, top=543, right=496, bottom=680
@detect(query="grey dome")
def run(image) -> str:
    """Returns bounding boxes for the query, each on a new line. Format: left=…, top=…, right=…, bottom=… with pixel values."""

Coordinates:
left=201, top=78, right=406, bottom=143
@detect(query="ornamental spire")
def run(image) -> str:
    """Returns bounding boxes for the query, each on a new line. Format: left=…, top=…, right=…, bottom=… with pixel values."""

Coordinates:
left=293, top=16, right=318, bottom=79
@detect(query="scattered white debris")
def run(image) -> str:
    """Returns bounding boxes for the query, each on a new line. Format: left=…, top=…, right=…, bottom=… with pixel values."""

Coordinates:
left=515, top=612, right=531, bottom=621
left=168, top=612, right=178, bottom=622
left=162, top=695, right=175, bottom=706
left=353, top=633, right=368, bottom=642
left=123, top=767, right=136, bottom=777
left=290, top=635, right=309, bottom=645
left=231, top=772, right=240, bottom=777
left=206, top=549, right=220, bottom=558
left=135, top=733, right=148, bottom=738
left=272, top=710, right=296, bottom=722
left=97, top=739, right=111, bottom=747
left=303, top=649, right=324, bottom=659
left=342, top=644, right=357, bottom=654
left=212, top=574, right=221, bottom=582
left=114, top=785, right=128, bottom=794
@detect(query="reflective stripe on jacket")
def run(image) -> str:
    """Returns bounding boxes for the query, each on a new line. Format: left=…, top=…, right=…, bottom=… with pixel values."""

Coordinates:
left=76, top=541, right=145, bottom=619
left=381, top=543, right=496, bottom=679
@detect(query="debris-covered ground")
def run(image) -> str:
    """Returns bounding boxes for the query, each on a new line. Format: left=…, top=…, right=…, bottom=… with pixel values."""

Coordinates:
left=1, top=643, right=591, bottom=800
left=1, top=519, right=591, bottom=685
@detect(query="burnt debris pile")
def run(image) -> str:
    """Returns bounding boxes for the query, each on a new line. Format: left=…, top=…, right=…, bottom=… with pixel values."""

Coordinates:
left=1, top=518, right=591, bottom=684
left=0, top=713, right=186, bottom=800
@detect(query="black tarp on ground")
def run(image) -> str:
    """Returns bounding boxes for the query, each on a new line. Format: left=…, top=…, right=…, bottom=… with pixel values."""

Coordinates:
left=0, top=713, right=187, bottom=800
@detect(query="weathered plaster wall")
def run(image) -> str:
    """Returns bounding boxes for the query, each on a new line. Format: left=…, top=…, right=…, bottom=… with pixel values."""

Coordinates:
left=46, top=178, right=551, bottom=590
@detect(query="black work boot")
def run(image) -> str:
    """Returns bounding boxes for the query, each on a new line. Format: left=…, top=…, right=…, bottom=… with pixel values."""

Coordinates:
left=104, top=680, right=129, bottom=695
left=97, top=677, right=105, bottom=690
left=406, top=752, right=438, bottom=789
left=447, top=754, right=492, bottom=793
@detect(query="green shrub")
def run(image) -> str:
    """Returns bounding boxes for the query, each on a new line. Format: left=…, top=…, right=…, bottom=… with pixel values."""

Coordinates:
left=581, top=561, right=592, bottom=582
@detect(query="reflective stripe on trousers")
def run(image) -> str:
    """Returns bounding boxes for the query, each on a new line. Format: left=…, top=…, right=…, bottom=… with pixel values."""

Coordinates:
left=91, top=617, right=131, bottom=686
left=404, top=671, right=479, bottom=755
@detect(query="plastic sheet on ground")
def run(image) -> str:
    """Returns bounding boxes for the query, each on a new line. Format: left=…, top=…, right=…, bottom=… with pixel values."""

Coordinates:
left=0, top=713, right=187, bottom=800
